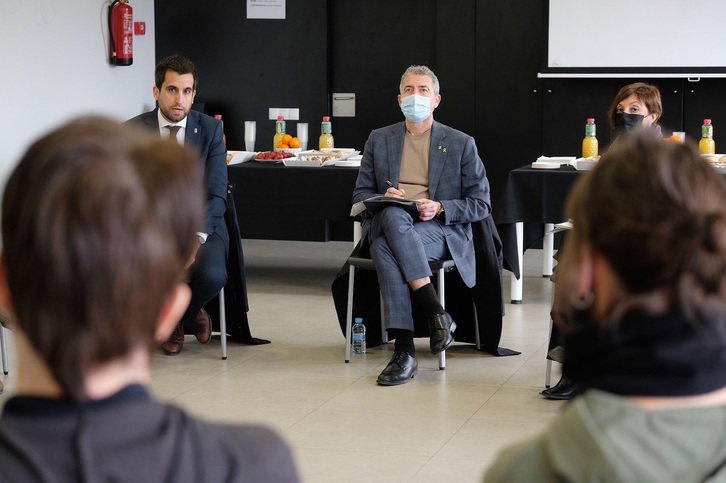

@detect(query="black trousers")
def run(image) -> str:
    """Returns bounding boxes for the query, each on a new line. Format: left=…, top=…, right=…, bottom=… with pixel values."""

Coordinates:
left=180, top=232, right=227, bottom=331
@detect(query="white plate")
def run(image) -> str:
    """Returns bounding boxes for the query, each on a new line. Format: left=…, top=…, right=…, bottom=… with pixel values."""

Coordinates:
left=297, top=150, right=360, bottom=163
left=572, top=159, right=598, bottom=171
left=335, top=159, right=361, bottom=167
left=227, top=151, right=257, bottom=165
left=536, top=155, right=576, bottom=164
left=282, top=159, right=336, bottom=167
left=531, top=161, right=563, bottom=169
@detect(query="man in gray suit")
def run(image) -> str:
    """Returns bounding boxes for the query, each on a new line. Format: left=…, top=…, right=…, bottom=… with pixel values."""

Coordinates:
left=353, top=65, right=491, bottom=385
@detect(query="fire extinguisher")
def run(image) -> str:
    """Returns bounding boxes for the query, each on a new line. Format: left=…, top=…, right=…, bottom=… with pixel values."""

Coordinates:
left=108, top=0, right=133, bottom=66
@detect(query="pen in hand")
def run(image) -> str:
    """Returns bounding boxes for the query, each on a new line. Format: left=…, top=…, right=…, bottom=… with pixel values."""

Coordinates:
left=385, top=180, right=405, bottom=199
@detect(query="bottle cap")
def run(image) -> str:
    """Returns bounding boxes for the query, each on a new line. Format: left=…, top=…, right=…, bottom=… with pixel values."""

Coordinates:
left=278, top=115, right=285, bottom=120
left=323, top=116, right=330, bottom=121
left=704, top=119, right=712, bottom=124
left=215, top=114, right=222, bottom=120
left=587, top=118, right=595, bottom=123
left=354, top=317, right=362, bottom=323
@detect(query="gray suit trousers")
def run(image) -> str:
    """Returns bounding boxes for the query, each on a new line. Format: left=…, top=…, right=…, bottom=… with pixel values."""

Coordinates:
left=368, top=206, right=448, bottom=331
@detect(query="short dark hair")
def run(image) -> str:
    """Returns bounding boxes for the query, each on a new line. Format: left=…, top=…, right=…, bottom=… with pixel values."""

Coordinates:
left=155, top=54, right=198, bottom=90
left=2, top=116, right=204, bottom=401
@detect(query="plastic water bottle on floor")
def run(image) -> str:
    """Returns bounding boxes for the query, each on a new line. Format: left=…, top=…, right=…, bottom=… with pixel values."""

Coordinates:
left=352, top=317, right=366, bottom=354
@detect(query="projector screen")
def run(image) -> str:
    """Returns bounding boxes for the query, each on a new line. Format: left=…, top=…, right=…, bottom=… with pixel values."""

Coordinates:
left=545, top=0, right=726, bottom=76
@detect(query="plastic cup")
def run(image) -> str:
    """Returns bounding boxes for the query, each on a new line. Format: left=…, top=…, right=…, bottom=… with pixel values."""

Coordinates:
left=244, top=121, right=256, bottom=151
left=672, top=131, right=685, bottom=144
left=297, top=123, right=308, bottom=151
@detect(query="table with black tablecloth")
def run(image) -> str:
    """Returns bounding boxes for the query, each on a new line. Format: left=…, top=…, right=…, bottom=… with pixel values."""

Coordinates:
left=492, top=165, right=583, bottom=303
left=227, top=161, right=360, bottom=242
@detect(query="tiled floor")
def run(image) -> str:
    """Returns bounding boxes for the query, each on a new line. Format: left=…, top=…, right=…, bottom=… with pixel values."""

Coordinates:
left=0, top=240, right=564, bottom=483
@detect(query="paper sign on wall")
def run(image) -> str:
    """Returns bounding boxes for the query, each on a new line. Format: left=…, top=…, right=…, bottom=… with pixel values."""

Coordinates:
left=247, top=0, right=285, bottom=19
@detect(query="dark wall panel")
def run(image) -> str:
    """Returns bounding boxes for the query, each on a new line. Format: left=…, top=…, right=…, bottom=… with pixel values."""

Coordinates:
left=329, top=0, right=477, bottom=152
left=541, top=78, right=684, bottom=156
left=329, top=0, right=438, bottom=151
left=154, top=0, right=328, bottom=151
left=540, top=78, right=612, bottom=156
left=153, top=1, right=726, bottom=239
left=683, top=79, right=726, bottom=152
left=476, top=1, right=544, bottom=205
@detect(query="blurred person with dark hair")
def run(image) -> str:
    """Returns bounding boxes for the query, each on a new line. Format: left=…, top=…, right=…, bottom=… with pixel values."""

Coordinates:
left=486, top=133, right=726, bottom=481
left=0, top=117, right=298, bottom=482
left=543, top=81, right=666, bottom=400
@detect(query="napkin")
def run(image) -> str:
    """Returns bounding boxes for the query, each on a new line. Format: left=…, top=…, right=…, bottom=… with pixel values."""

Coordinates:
left=227, top=151, right=257, bottom=165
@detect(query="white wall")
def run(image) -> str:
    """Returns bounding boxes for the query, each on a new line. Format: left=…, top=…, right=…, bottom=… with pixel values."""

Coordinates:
left=0, top=0, right=156, bottom=185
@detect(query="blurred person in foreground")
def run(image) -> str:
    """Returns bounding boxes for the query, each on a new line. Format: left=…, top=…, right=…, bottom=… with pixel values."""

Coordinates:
left=352, top=65, right=490, bottom=385
left=0, top=117, right=299, bottom=482
left=128, top=54, right=228, bottom=355
left=486, top=133, right=726, bottom=481
left=543, top=81, right=665, bottom=400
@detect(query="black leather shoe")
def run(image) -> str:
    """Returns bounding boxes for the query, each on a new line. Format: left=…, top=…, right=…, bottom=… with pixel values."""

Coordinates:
left=540, top=376, right=577, bottom=400
left=377, top=351, right=418, bottom=386
left=429, top=311, right=457, bottom=354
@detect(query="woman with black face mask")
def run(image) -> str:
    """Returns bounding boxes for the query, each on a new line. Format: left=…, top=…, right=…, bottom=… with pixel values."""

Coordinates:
left=607, top=82, right=663, bottom=143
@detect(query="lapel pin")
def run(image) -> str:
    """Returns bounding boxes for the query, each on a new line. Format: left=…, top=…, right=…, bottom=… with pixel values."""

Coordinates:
left=443, top=147, right=447, bottom=153
left=194, top=128, right=198, bottom=134
left=438, top=145, right=442, bottom=150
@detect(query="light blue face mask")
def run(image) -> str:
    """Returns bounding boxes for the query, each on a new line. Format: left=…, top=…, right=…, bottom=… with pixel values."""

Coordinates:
left=400, top=94, right=432, bottom=123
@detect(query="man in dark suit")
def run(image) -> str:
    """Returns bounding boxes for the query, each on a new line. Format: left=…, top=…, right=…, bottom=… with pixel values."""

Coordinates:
left=353, top=65, right=491, bottom=385
left=128, top=55, right=228, bottom=355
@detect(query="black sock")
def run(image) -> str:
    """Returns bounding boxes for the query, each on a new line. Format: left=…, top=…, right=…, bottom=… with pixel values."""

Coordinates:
left=389, top=328, right=415, bottom=356
left=412, top=282, right=444, bottom=318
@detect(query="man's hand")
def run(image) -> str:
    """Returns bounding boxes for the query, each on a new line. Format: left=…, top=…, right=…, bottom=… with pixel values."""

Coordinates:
left=385, top=186, right=405, bottom=199
left=186, top=238, right=202, bottom=269
left=417, top=199, right=442, bottom=221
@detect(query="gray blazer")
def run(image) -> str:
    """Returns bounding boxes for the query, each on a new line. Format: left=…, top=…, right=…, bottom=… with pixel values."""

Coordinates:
left=353, top=120, right=491, bottom=287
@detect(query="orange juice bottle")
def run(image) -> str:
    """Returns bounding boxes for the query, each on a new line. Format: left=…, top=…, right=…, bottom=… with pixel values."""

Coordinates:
left=273, top=115, right=286, bottom=150
left=699, top=119, right=715, bottom=155
left=319, top=116, right=334, bottom=149
left=582, top=118, right=598, bottom=158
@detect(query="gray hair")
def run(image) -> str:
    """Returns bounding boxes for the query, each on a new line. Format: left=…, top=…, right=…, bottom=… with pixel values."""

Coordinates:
left=399, top=65, right=440, bottom=95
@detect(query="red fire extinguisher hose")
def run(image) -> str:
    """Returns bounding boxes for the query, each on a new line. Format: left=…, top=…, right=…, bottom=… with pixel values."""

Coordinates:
left=108, top=0, right=121, bottom=61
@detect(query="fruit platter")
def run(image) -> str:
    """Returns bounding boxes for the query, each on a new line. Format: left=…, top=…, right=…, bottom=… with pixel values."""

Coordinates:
left=254, top=151, right=296, bottom=162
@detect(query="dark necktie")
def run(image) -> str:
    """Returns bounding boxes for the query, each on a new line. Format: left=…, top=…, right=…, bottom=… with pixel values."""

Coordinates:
left=166, top=125, right=181, bottom=143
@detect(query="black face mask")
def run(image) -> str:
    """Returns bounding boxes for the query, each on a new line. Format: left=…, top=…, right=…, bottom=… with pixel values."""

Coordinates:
left=611, top=112, right=646, bottom=141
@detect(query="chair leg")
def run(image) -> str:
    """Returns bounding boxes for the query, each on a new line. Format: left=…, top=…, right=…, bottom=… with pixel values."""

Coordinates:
left=545, top=284, right=555, bottom=386
left=0, top=325, right=7, bottom=375
left=345, top=265, right=355, bottom=363
left=472, top=300, right=481, bottom=351
left=379, top=292, right=388, bottom=343
left=436, top=267, right=446, bottom=370
left=219, top=287, right=227, bottom=360
left=545, top=359, right=553, bottom=388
